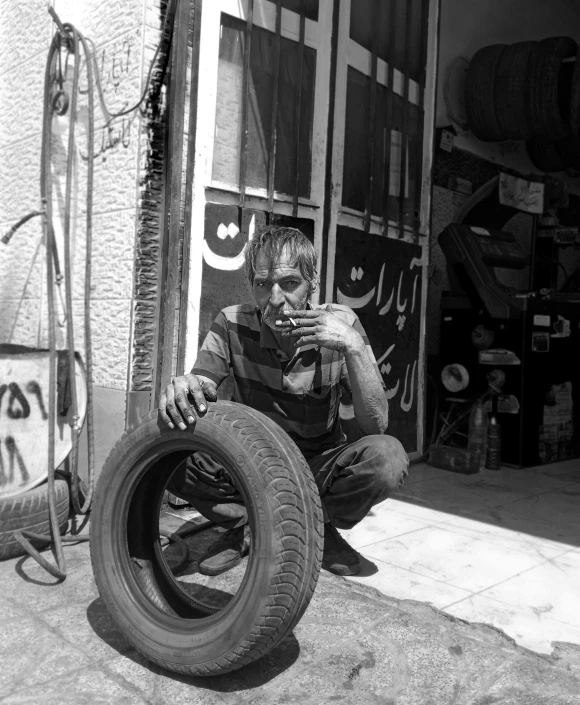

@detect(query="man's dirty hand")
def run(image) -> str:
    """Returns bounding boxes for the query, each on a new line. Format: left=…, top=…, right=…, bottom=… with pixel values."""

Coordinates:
left=159, top=373, right=218, bottom=430
left=276, top=306, right=363, bottom=354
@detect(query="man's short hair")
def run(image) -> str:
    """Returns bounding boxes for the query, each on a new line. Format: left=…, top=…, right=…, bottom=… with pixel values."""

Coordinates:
left=245, top=225, right=319, bottom=293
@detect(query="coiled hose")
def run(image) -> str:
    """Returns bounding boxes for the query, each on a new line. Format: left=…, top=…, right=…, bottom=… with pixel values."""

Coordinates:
left=12, top=25, right=95, bottom=578
left=7, top=3, right=176, bottom=579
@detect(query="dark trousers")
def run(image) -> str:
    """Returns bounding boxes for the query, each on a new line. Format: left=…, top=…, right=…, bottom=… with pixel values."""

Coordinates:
left=167, top=435, right=409, bottom=531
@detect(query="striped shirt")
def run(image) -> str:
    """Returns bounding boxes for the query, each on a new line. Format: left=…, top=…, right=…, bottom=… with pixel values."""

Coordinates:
left=192, top=303, right=385, bottom=459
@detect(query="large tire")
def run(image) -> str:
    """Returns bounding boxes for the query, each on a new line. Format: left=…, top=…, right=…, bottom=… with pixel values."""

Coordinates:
left=89, top=402, right=324, bottom=677
left=570, top=49, right=580, bottom=134
left=558, top=134, right=580, bottom=169
left=0, top=479, right=70, bottom=561
left=526, top=137, right=571, bottom=172
left=495, top=41, right=536, bottom=140
left=465, top=44, right=507, bottom=141
left=525, top=37, right=577, bottom=139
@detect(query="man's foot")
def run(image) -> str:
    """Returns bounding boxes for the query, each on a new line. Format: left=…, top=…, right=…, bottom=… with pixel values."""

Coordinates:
left=198, top=525, right=251, bottom=576
left=166, top=491, right=190, bottom=510
left=322, top=523, right=361, bottom=576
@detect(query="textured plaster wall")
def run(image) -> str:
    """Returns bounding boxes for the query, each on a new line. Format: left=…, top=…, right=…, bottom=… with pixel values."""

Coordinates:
left=0, top=0, right=167, bottom=472
left=0, top=0, right=166, bottom=394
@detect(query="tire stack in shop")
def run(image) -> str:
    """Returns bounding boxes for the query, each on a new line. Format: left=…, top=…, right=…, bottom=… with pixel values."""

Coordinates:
left=465, top=37, right=580, bottom=172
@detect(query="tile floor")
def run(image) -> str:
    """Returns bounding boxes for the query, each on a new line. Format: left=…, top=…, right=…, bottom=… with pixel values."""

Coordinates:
left=341, top=458, right=580, bottom=655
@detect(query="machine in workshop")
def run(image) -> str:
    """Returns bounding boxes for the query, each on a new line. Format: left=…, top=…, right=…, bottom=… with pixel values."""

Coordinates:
left=438, top=223, right=580, bottom=468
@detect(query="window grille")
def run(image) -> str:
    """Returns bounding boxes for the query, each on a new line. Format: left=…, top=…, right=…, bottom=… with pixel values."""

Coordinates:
left=341, top=0, right=430, bottom=240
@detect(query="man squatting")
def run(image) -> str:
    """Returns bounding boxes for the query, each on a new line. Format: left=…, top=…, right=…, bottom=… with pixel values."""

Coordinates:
left=161, top=226, right=409, bottom=577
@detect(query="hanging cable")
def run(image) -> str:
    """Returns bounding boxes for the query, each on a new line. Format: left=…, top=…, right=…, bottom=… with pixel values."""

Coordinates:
left=86, top=0, right=175, bottom=122
left=14, top=32, right=74, bottom=578
left=8, top=2, right=176, bottom=578
left=73, top=27, right=96, bottom=516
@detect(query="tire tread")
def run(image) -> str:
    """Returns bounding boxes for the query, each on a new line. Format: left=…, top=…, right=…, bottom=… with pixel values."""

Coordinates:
left=92, top=402, right=324, bottom=676
left=0, top=480, right=69, bottom=561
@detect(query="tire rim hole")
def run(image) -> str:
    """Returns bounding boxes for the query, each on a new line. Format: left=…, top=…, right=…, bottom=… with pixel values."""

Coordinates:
left=125, top=448, right=252, bottom=620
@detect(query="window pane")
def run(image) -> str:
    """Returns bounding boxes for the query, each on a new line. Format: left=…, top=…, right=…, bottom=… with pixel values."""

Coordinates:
left=277, top=0, right=319, bottom=22
left=387, top=94, right=420, bottom=227
left=342, top=67, right=369, bottom=213
left=349, top=0, right=424, bottom=82
left=212, top=14, right=315, bottom=198
left=342, top=67, right=421, bottom=224
left=275, top=34, right=315, bottom=197
left=212, top=16, right=245, bottom=187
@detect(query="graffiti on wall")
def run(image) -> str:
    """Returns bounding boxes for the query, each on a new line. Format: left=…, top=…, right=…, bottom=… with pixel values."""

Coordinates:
left=334, top=227, right=423, bottom=452
left=197, top=204, right=262, bottom=347
left=0, top=349, right=87, bottom=500
left=197, top=205, right=315, bottom=398
left=198, top=203, right=315, bottom=346
left=79, top=33, right=139, bottom=161
left=97, top=37, right=134, bottom=94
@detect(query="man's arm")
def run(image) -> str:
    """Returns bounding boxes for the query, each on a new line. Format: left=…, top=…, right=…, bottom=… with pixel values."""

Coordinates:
left=342, top=335, right=388, bottom=435
left=160, top=311, right=231, bottom=429
left=279, top=306, right=388, bottom=435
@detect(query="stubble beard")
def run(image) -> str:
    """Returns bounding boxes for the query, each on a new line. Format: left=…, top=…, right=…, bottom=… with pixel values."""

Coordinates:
left=260, top=293, right=310, bottom=331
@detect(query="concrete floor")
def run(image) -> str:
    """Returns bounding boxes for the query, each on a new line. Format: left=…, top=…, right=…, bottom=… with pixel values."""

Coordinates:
left=1, top=458, right=580, bottom=703
left=344, top=458, right=580, bottom=654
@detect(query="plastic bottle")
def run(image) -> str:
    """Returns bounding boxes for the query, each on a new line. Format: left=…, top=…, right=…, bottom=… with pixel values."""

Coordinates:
left=486, top=415, right=501, bottom=470
left=467, top=400, right=489, bottom=472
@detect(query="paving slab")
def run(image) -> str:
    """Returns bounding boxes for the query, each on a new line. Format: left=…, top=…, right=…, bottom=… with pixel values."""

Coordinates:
left=1, top=537, right=580, bottom=704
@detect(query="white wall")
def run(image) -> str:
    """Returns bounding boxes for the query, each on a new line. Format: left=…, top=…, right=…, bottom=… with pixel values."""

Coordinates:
left=0, top=0, right=162, bottom=471
left=0, top=0, right=160, bottom=386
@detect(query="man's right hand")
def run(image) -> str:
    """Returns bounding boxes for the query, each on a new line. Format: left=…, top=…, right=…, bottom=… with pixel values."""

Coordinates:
left=159, top=373, right=218, bottom=430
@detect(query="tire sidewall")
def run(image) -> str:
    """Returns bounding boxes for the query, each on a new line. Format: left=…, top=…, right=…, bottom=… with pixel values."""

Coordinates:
left=465, top=44, right=507, bottom=141
left=570, top=45, right=580, bottom=134
left=495, top=41, right=536, bottom=140
left=0, top=479, right=69, bottom=560
left=526, top=37, right=577, bottom=139
left=90, top=403, right=312, bottom=667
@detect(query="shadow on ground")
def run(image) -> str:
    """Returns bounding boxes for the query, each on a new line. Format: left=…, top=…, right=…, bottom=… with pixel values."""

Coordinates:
left=86, top=597, right=301, bottom=692
left=3, top=547, right=580, bottom=703
left=396, top=463, right=580, bottom=549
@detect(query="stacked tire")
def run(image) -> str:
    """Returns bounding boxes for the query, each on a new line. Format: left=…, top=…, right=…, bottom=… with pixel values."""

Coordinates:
left=0, top=479, right=70, bottom=561
left=465, top=37, right=580, bottom=172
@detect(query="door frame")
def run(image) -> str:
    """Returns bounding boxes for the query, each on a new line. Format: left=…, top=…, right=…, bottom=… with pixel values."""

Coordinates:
left=161, top=0, right=441, bottom=458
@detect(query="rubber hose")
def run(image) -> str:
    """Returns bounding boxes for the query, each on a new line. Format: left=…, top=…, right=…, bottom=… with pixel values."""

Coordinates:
left=40, top=34, right=67, bottom=578
left=159, top=530, right=190, bottom=574
left=14, top=4, right=176, bottom=576
left=77, top=28, right=96, bottom=518
left=1, top=211, right=43, bottom=245
left=60, top=24, right=82, bottom=517
left=63, top=24, right=96, bottom=517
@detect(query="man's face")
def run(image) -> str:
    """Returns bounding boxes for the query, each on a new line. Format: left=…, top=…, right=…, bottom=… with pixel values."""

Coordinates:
left=252, top=246, right=311, bottom=331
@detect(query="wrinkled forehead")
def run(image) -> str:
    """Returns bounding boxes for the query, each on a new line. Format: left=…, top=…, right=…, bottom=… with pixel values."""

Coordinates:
left=254, top=245, right=302, bottom=278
